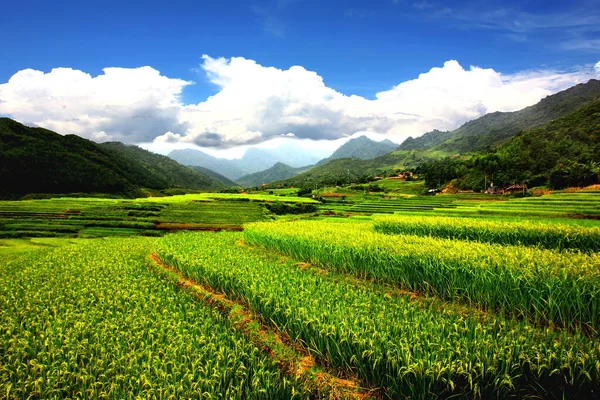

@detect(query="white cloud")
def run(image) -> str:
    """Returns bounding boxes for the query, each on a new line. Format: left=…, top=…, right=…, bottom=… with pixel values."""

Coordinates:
left=595, top=61, right=600, bottom=73
left=1, top=57, right=598, bottom=150
left=176, top=56, right=598, bottom=146
left=0, top=66, right=191, bottom=142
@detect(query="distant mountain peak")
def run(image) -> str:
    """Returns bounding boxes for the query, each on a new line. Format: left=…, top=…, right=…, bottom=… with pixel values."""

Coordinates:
left=169, top=143, right=325, bottom=180
left=317, top=135, right=397, bottom=165
left=236, top=162, right=308, bottom=187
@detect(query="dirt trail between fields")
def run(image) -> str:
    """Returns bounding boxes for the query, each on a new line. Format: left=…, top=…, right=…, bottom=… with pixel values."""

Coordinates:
left=148, top=252, right=377, bottom=400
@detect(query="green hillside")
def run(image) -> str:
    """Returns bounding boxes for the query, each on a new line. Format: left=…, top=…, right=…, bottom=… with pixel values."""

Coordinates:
left=190, top=165, right=239, bottom=187
left=237, top=162, right=309, bottom=187
left=317, top=135, right=398, bottom=165
left=399, top=79, right=600, bottom=154
left=0, top=118, right=225, bottom=198
left=276, top=79, right=600, bottom=189
left=419, top=99, right=600, bottom=190
left=271, top=149, right=441, bottom=188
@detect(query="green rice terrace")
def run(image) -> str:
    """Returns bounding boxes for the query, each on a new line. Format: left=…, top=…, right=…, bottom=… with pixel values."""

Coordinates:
left=2, top=188, right=600, bottom=399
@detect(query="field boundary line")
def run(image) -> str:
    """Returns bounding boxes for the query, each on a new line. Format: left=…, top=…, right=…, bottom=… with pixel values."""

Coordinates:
left=245, top=240, right=493, bottom=322
left=147, top=252, right=377, bottom=400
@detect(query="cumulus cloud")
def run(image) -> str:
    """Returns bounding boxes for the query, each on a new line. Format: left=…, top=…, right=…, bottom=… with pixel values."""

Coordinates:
left=1, top=57, right=598, bottom=148
left=176, top=56, right=598, bottom=146
left=0, top=66, right=191, bottom=142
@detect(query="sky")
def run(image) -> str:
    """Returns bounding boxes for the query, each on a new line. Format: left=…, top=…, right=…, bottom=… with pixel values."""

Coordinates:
left=0, top=0, right=599, bottom=158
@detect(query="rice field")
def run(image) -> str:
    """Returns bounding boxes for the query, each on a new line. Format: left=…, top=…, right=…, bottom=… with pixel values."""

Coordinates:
left=155, top=231, right=600, bottom=398
left=0, top=239, right=302, bottom=399
left=0, top=191, right=318, bottom=239
left=319, top=191, right=600, bottom=220
left=2, top=190, right=600, bottom=399
left=373, top=214, right=600, bottom=252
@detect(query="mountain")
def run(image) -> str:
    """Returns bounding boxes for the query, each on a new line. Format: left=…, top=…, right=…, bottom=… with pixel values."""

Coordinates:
left=419, top=98, right=600, bottom=190
left=270, top=150, right=444, bottom=189
left=399, top=79, right=600, bottom=154
left=190, top=166, right=239, bottom=187
left=258, top=142, right=327, bottom=167
left=237, top=162, right=310, bottom=187
left=274, top=79, right=600, bottom=189
left=238, top=148, right=279, bottom=174
left=0, top=118, right=225, bottom=198
left=168, top=149, right=247, bottom=180
left=169, top=143, right=326, bottom=180
left=399, top=129, right=448, bottom=151
left=317, top=136, right=398, bottom=165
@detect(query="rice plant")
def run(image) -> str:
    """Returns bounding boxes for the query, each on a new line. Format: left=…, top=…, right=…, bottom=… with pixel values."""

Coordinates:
left=156, top=231, right=600, bottom=399
left=373, top=214, right=600, bottom=252
left=245, top=220, right=600, bottom=332
left=0, top=238, right=302, bottom=399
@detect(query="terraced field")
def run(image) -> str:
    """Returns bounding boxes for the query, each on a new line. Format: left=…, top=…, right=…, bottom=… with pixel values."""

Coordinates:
left=155, top=230, right=600, bottom=398
left=320, top=191, right=600, bottom=220
left=0, top=193, right=318, bottom=241
left=2, top=191, right=600, bottom=398
left=0, top=239, right=304, bottom=399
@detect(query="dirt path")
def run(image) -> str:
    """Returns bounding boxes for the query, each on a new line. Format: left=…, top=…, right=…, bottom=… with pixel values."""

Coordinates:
left=148, top=253, right=377, bottom=400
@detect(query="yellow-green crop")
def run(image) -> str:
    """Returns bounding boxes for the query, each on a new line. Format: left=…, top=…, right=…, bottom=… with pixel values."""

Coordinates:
left=0, top=238, right=302, bottom=399
left=245, top=220, right=600, bottom=332
left=156, top=231, right=600, bottom=399
left=374, top=215, right=600, bottom=252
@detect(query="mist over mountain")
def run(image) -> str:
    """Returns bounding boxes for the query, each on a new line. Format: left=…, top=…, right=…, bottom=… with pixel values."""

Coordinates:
left=168, top=142, right=327, bottom=180
left=168, top=149, right=248, bottom=180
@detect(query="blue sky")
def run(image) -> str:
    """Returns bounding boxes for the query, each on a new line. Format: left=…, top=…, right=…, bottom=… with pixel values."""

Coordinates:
left=2, top=0, right=598, bottom=100
left=0, top=0, right=599, bottom=154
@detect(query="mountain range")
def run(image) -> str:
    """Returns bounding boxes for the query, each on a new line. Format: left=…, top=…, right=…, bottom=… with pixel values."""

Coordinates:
left=272, top=79, right=600, bottom=188
left=399, top=79, right=600, bottom=154
left=2, top=79, right=599, bottom=197
left=0, top=118, right=228, bottom=199
left=168, top=143, right=326, bottom=180
left=234, top=136, right=398, bottom=187
left=420, top=97, right=600, bottom=191
left=316, top=135, right=398, bottom=165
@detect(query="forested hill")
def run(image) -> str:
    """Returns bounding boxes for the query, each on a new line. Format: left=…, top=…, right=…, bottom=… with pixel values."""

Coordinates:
left=419, top=98, right=600, bottom=190
left=272, top=79, right=600, bottom=189
left=317, top=135, right=398, bottom=165
left=237, top=162, right=309, bottom=187
left=0, top=118, right=225, bottom=198
left=399, top=79, right=600, bottom=154
left=189, top=166, right=239, bottom=187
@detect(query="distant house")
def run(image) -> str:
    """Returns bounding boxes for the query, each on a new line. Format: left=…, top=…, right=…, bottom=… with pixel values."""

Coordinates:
left=389, top=171, right=415, bottom=180
left=485, top=184, right=526, bottom=195
left=501, top=184, right=526, bottom=195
